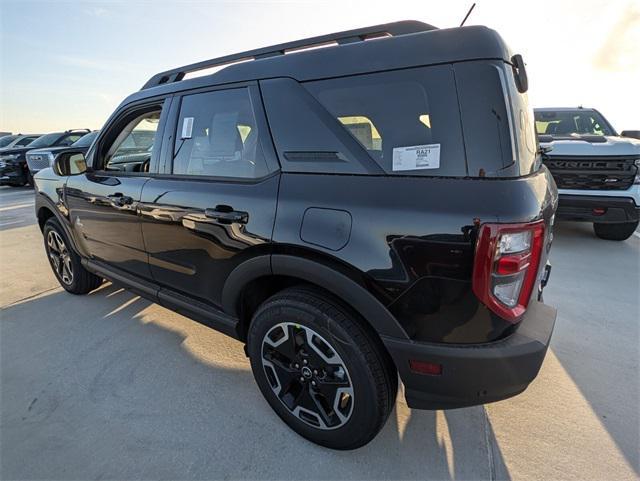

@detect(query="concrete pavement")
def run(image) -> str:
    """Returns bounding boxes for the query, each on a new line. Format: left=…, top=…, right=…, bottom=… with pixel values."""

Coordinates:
left=1, top=186, right=638, bottom=480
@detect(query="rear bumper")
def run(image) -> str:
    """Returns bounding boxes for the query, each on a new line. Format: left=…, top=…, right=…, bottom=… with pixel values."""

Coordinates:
left=383, top=300, right=556, bottom=410
left=556, top=194, right=640, bottom=223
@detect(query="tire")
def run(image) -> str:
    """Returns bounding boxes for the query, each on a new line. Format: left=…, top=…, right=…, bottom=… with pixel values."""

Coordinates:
left=593, top=221, right=639, bottom=241
left=43, top=217, right=103, bottom=294
left=247, top=286, right=397, bottom=450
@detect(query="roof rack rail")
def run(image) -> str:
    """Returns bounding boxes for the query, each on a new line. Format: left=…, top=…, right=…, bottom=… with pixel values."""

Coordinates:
left=65, top=129, right=91, bottom=133
left=141, top=20, right=436, bottom=90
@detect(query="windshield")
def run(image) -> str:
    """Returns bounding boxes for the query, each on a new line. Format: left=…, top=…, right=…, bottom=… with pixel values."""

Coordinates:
left=0, top=135, right=18, bottom=148
left=72, top=131, right=98, bottom=148
left=535, top=110, right=615, bottom=136
left=27, top=133, right=62, bottom=149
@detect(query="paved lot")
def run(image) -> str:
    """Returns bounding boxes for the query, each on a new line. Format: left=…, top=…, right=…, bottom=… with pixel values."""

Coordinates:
left=0, top=185, right=638, bottom=480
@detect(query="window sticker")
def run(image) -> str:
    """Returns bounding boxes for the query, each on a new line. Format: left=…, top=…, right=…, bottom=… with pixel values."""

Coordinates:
left=392, top=144, right=440, bottom=171
left=181, top=117, right=194, bottom=139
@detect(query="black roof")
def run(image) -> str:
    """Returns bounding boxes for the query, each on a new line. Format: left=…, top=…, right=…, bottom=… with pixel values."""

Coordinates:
left=123, top=21, right=512, bottom=106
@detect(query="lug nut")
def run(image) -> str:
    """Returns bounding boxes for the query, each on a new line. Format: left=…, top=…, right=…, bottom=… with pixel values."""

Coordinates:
left=299, top=376, right=305, bottom=382
left=294, top=363, right=299, bottom=369
left=313, top=369, right=318, bottom=375
left=303, top=359, right=308, bottom=365
left=311, top=380, right=317, bottom=387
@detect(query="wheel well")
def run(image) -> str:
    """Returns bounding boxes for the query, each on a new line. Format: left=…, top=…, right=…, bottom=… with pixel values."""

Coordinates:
left=236, top=275, right=398, bottom=374
left=37, top=206, right=55, bottom=232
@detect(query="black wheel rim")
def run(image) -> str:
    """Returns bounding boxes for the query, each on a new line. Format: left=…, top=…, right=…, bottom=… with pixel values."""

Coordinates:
left=46, top=230, right=73, bottom=285
left=261, top=322, right=354, bottom=430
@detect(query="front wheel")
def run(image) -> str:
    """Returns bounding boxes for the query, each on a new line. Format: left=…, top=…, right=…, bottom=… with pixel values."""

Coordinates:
left=593, top=221, right=639, bottom=241
left=43, top=217, right=103, bottom=294
left=247, top=287, right=397, bottom=450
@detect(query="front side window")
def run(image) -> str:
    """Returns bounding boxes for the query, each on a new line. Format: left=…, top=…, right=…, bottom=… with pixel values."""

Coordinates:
left=172, top=88, right=268, bottom=179
left=57, top=133, right=85, bottom=146
left=305, top=66, right=466, bottom=176
left=102, top=110, right=160, bottom=172
left=72, top=131, right=99, bottom=148
left=534, top=110, right=615, bottom=136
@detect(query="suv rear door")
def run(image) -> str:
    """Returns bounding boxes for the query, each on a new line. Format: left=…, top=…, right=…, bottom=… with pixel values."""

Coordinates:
left=138, top=83, right=279, bottom=309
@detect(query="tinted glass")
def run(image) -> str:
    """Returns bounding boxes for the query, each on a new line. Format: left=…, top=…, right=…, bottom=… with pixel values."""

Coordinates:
left=0, top=135, right=18, bottom=148
left=103, top=111, right=160, bottom=172
left=72, top=131, right=99, bottom=147
left=26, top=133, right=62, bottom=149
left=57, top=133, right=84, bottom=146
left=305, top=66, right=466, bottom=176
left=534, top=110, right=615, bottom=136
left=172, top=88, right=268, bottom=179
left=504, top=63, right=539, bottom=175
left=16, top=137, right=37, bottom=146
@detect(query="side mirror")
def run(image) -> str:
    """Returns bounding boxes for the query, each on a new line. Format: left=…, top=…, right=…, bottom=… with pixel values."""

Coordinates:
left=621, top=130, right=640, bottom=140
left=510, top=54, right=529, bottom=93
left=53, top=151, right=87, bottom=176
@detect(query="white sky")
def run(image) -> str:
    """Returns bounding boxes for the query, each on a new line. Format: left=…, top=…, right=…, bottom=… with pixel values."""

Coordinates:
left=1, top=0, right=638, bottom=133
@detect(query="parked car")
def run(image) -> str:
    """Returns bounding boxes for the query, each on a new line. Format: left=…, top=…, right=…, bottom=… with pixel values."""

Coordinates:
left=0, top=133, right=42, bottom=150
left=535, top=107, right=640, bottom=240
left=0, top=129, right=90, bottom=187
left=26, top=131, right=100, bottom=176
left=33, top=21, right=557, bottom=449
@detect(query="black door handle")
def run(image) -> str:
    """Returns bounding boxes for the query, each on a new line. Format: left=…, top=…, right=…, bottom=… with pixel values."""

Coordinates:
left=108, top=193, right=134, bottom=206
left=205, top=205, right=248, bottom=224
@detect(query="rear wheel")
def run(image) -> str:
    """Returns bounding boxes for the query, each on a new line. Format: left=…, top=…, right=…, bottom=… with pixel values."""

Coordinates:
left=43, top=217, right=103, bottom=294
left=247, top=286, right=397, bottom=450
left=593, top=221, right=639, bottom=241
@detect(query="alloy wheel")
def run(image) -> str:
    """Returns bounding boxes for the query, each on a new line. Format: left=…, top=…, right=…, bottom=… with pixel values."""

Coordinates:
left=261, top=322, right=354, bottom=430
left=47, top=230, right=73, bottom=285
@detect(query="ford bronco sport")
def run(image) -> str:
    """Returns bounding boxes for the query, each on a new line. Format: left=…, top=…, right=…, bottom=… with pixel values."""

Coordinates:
left=535, top=107, right=640, bottom=241
left=34, top=21, right=557, bottom=449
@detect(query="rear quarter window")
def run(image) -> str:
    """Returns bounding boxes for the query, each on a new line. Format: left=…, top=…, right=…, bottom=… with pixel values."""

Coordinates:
left=304, top=65, right=467, bottom=176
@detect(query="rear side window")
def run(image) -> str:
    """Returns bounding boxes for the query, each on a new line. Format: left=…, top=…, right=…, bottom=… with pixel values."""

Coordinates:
left=304, top=66, right=466, bottom=176
left=16, top=137, right=35, bottom=146
left=172, top=88, right=268, bottom=179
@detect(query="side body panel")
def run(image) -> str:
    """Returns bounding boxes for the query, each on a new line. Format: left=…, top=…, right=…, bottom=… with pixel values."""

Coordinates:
left=64, top=174, right=152, bottom=278
left=138, top=175, right=278, bottom=308
left=272, top=169, right=557, bottom=344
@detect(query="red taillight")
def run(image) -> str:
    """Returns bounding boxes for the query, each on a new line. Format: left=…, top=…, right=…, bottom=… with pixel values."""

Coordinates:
left=472, top=221, right=545, bottom=322
left=409, top=359, right=443, bottom=376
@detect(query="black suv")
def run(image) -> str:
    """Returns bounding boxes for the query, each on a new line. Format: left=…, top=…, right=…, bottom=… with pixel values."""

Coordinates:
left=34, top=21, right=557, bottom=449
left=0, top=129, right=90, bottom=186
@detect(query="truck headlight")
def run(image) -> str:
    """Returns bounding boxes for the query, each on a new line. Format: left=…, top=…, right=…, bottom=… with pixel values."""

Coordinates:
left=635, top=159, right=640, bottom=185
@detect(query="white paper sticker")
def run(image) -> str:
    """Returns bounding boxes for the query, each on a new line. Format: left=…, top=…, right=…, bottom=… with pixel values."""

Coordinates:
left=181, top=117, right=194, bottom=139
left=392, top=144, right=440, bottom=171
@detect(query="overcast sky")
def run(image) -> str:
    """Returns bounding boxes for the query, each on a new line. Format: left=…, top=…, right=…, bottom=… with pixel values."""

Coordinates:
left=1, top=0, right=638, bottom=134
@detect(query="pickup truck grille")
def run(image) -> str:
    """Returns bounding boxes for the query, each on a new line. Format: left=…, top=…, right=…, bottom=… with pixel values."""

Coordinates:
left=26, top=153, right=51, bottom=172
left=543, top=156, right=637, bottom=190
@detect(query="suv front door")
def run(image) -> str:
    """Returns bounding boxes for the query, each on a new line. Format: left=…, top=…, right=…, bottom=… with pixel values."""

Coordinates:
left=138, top=84, right=279, bottom=309
left=65, top=99, right=170, bottom=279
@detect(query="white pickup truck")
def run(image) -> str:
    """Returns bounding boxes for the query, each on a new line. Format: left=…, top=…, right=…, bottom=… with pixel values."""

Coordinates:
left=535, top=107, right=640, bottom=241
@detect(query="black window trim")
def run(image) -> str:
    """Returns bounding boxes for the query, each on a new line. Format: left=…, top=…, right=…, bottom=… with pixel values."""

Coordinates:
left=158, top=80, right=280, bottom=183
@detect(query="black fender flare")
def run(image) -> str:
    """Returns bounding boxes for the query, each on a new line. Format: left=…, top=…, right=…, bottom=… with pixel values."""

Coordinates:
left=221, top=254, right=409, bottom=340
left=35, top=193, right=83, bottom=256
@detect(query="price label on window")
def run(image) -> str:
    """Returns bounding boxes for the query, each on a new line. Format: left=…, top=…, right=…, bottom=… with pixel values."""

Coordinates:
left=392, top=144, right=440, bottom=171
